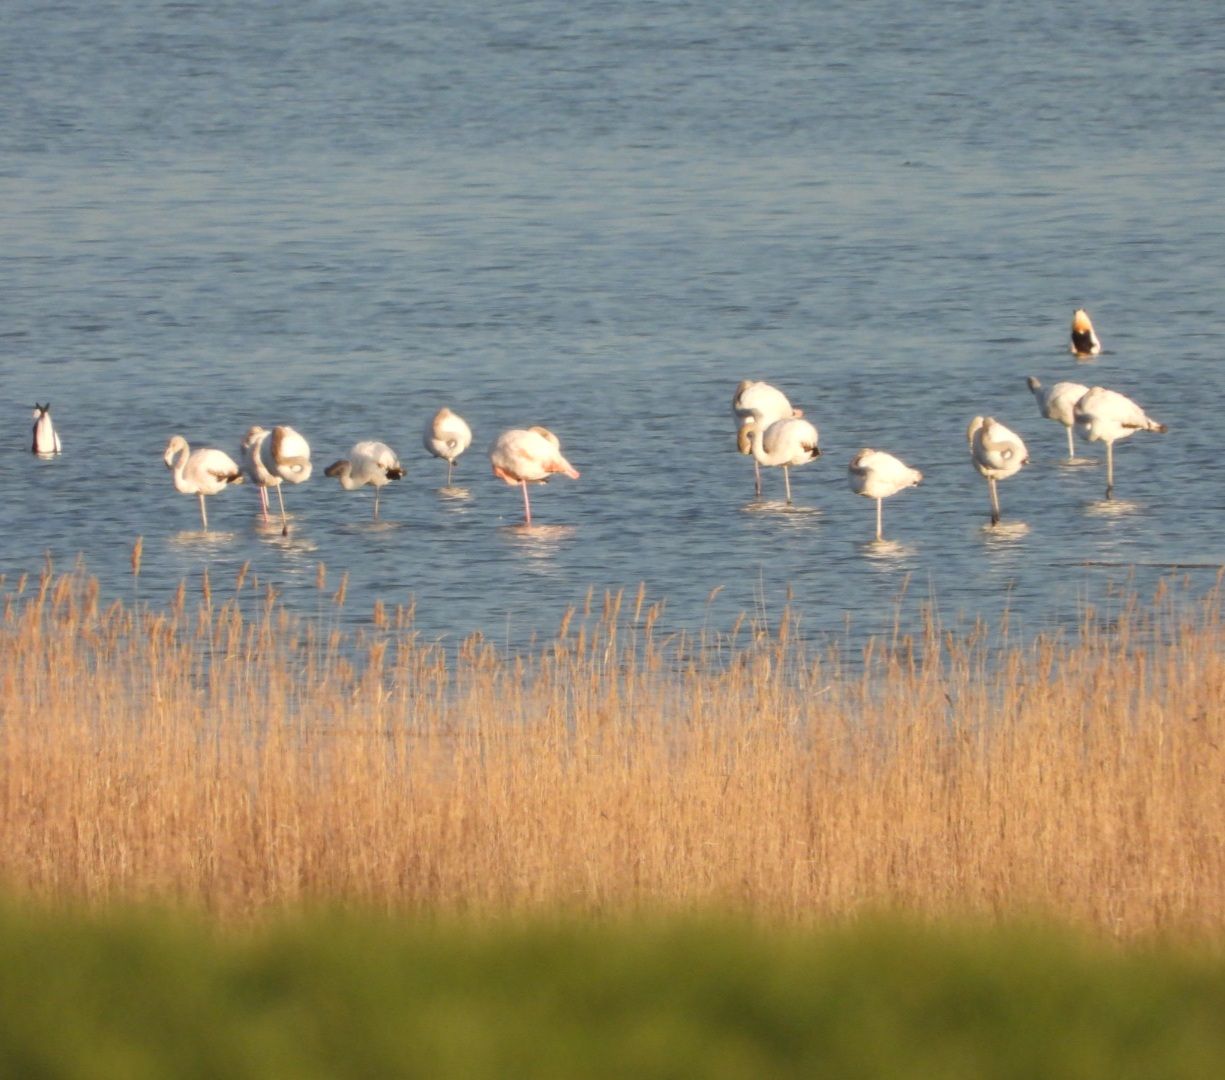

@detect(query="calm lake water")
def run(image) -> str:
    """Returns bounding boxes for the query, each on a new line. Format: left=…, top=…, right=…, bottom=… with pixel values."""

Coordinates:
left=2, top=0, right=1223, bottom=651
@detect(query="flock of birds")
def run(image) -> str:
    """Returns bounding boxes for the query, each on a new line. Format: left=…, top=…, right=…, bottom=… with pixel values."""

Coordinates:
left=28, top=309, right=1167, bottom=542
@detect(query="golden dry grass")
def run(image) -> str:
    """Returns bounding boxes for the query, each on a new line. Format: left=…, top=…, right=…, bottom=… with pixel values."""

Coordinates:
left=0, top=558, right=1222, bottom=937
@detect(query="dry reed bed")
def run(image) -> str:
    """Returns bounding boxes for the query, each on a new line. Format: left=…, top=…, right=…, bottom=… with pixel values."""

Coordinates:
left=0, top=561, right=1222, bottom=936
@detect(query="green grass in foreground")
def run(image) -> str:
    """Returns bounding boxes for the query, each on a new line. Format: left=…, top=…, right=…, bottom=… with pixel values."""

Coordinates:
left=0, top=906, right=1223, bottom=1079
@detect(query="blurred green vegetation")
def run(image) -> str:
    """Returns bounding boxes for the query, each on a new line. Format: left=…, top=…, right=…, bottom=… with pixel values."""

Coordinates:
left=0, top=904, right=1223, bottom=1079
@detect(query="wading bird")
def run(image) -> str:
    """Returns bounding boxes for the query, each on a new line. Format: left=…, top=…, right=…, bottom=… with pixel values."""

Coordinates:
left=743, top=416, right=821, bottom=505
left=847, top=448, right=922, bottom=541
left=1025, top=376, right=1090, bottom=460
left=732, top=380, right=802, bottom=497
left=242, top=425, right=312, bottom=535
left=31, top=403, right=61, bottom=456
left=1074, top=386, right=1166, bottom=499
left=163, top=435, right=243, bottom=529
left=967, top=416, right=1028, bottom=526
left=324, top=441, right=405, bottom=520
left=1069, top=308, right=1102, bottom=357
left=489, top=427, right=580, bottom=526
left=423, top=407, right=472, bottom=485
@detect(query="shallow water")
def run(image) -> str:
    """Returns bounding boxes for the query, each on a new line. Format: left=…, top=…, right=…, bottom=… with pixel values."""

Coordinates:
left=2, top=0, right=1222, bottom=649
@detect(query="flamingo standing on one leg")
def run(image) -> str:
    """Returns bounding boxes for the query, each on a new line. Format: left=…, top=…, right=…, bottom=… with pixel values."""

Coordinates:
left=489, top=427, right=580, bottom=525
left=423, top=407, right=472, bottom=485
left=1026, top=376, right=1090, bottom=460
left=847, top=448, right=922, bottom=541
left=1069, top=308, right=1102, bottom=357
left=31, top=403, right=62, bottom=456
left=967, top=416, right=1028, bottom=526
left=1074, top=386, right=1166, bottom=499
left=163, top=435, right=244, bottom=529
left=743, top=416, right=821, bottom=505
left=324, top=441, right=405, bottom=520
left=731, top=380, right=802, bottom=497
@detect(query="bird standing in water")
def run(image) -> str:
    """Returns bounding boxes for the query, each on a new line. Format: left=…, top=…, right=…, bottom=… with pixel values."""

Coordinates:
left=489, top=427, right=580, bottom=525
left=1074, top=386, right=1166, bottom=499
left=847, top=448, right=922, bottom=541
left=967, top=416, right=1028, bottom=526
left=163, top=435, right=244, bottom=529
left=423, top=407, right=472, bottom=485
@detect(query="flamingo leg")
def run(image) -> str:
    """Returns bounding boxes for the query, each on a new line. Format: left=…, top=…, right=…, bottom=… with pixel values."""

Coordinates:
left=1105, top=442, right=1114, bottom=499
left=275, top=484, right=288, bottom=536
left=783, top=466, right=793, bottom=505
left=875, top=499, right=883, bottom=542
left=1065, top=425, right=1075, bottom=460
left=447, top=459, right=454, bottom=485
left=259, top=485, right=269, bottom=522
left=373, top=486, right=381, bottom=520
left=521, top=480, right=532, bottom=525
left=198, top=493, right=209, bottom=530
left=988, top=477, right=1000, bottom=525
left=753, top=459, right=762, bottom=498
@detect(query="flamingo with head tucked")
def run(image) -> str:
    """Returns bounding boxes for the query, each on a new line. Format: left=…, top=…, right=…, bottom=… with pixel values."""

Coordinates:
left=423, top=407, right=472, bottom=485
left=489, top=427, right=580, bottom=525
left=847, top=449, right=922, bottom=541
left=242, top=425, right=312, bottom=535
left=967, top=416, right=1028, bottom=526
left=163, top=435, right=243, bottom=529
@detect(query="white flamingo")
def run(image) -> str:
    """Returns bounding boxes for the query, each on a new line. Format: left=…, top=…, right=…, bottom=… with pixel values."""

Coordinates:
left=324, top=441, right=405, bottom=520
left=489, top=427, right=580, bottom=525
left=31, top=403, right=61, bottom=456
left=847, top=449, right=922, bottom=541
left=1074, top=386, right=1166, bottom=499
left=732, top=380, right=802, bottom=497
left=242, top=425, right=312, bottom=535
left=967, top=416, right=1028, bottom=526
left=743, top=416, right=821, bottom=505
left=1026, top=376, right=1090, bottom=460
left=423, top=407, right=472, bottom=485
left=1070, top=308, right=1101, bottom=357
left=163, top=435, right=244, bottom=529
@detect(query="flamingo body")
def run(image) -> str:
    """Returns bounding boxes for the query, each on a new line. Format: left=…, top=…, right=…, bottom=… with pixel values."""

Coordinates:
left=423, top=407, right=473, bottom=484
left=1026, top=376, right=1090, bottom=459
left=967, top=416, right=1028, bottom=525
left=1074, top=386, right=1166, bottom=498
left=1070, top=308, right=1101, bottom=357
left=848, top=448, right=922, bottom=541
left=163, top=435, right=243, bottom=529
left=31, top=404, right=61, bottom=456
left=489, top=427, right=580, bottom=525
left=745, top=416, right=820, bottom=505
left=732, top=380, right=802, bottom=496
left=324, top=441, right=405, bottom=519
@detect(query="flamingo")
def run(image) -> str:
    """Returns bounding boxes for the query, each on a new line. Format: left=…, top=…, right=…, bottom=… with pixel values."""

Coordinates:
left=847, top=449, right=922, bottom=541
left=967, top=416, right=1028, bottom=526
left=732, top=380, right=802, bottom=497
left=423, top=407, right=472, bottom=485
left=163, top=435, right=244, bottom=529
left=324, top=441, right=405, bottom=520
left=1070, top=308, right=1102, bottom=357
left=489, top=427, right=580, bottom=525
left=1025, top=376, right=1090, bottom=459
left=31, top=403, right=61, bottom=456
left=743, top=416, right=821, bottom=505
left=1073, top=386, right=1166, bottom=499
left=242, top=425, right=312, bottom=535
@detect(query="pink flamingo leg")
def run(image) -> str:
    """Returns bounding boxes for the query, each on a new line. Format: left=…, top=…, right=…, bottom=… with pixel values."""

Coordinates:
left=521, top=480, right=532, bottom=525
